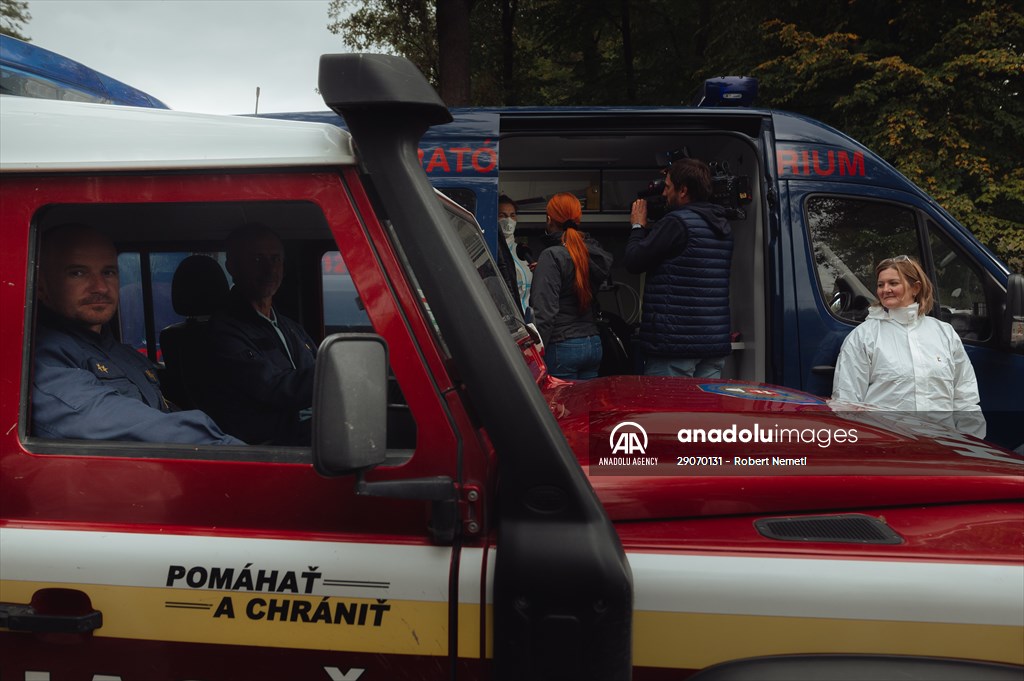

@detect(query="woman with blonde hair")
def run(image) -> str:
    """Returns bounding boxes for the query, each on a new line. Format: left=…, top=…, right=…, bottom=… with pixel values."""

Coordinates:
left=832, top=255, right=985, bottom=437
left=529, top=193, right=613, bottom=379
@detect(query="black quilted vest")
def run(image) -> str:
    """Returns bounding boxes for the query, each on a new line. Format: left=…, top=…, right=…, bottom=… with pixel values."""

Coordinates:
left=638, top=208, right=734, bottom=358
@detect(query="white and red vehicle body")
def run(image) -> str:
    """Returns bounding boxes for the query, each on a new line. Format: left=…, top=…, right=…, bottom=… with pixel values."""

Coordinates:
left=0, top=55, right=1021, bottom=680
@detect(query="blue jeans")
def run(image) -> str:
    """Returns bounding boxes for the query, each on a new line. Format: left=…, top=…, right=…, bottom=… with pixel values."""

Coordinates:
left=546, top=335, right=603, bottom=380
left=644, top=356, right=726, bottom=378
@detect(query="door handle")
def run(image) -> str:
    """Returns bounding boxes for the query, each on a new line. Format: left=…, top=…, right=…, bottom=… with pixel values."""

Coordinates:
left=0, top=601, right=102, bottom=633
left=811, top=365, right=836, bottom=376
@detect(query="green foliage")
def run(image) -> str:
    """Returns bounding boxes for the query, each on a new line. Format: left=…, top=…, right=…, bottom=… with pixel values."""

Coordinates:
left=0, top=0, right=31, bottom=41
left=328, top=0, right=438, bottom=84
left=743, top=1, right=1024, bottom=271
left=329, top=0, right=1024, bottom=269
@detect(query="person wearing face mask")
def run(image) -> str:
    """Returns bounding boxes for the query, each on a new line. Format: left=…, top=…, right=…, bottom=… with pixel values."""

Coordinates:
left=832, top=255, right=985, bottom=438
left=495, top=195, right=535, bottom=317
left=529, top=193, right=613, bottom=380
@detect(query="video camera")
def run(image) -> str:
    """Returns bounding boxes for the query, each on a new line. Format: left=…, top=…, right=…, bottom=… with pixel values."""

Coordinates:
left=638, top=148, right=751, bottom=221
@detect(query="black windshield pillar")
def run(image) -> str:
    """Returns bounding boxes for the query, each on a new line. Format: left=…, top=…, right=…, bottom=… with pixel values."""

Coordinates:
left=319, top=53, right=633, bottom=680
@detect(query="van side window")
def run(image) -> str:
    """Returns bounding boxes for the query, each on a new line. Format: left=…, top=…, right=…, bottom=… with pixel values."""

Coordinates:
left=928, top=225, right=991, bottom=342
left=118, top=251, right=229, bottom=363
left=322, top=251, right=372, bottom=334
left=806, top=196, right=920, bottom=323
left=117, top=252, right=146, bottom=355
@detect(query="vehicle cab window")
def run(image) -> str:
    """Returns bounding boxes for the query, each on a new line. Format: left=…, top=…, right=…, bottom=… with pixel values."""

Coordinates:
left=24, top=197, right=421, bottom=459
left=806, top=195, right=921, bottom=323
left=928, top=223, right=992, bottom=342
left=806, top=195, right=995, bottom=346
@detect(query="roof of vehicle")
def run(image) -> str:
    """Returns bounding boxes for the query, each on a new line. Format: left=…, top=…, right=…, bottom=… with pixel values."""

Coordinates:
left=263, top=105, right=771, bottom=139
left=0, top=95, right=356, bottom=172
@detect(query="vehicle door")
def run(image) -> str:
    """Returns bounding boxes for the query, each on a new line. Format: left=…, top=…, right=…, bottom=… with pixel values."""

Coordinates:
left=0, top=168, right=488, bottom=681
left=785, top=174, right=1023, bottom=449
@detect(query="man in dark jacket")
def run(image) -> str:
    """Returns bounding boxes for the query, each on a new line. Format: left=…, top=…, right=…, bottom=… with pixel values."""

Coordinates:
left=624, top=158, right=733, bottom=378
left=206, top=224, right=317, bottom=445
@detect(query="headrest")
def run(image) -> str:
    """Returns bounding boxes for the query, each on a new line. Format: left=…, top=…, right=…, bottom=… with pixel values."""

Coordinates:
left=171, top=255, right=229, bottom=317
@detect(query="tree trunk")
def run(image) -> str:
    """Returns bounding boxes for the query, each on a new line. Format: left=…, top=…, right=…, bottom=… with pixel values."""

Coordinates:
left=620, top=0, right=635, bottom=101
left=696, top=0, right=710, bottom=58
left=502, top=0, right=518, bottom=105
left=436, top=0, right=473, bottom=106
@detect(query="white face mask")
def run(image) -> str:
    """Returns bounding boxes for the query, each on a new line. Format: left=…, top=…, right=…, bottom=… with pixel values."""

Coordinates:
left=498, top=217, right=517, bottom=237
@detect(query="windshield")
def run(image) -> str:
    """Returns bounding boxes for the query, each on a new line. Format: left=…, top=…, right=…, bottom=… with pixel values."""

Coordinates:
left=381, top=194, right=531, bottom=351
left=441, top=200, right=530, bottom=341
left=320, top=194, right=530, bottom=349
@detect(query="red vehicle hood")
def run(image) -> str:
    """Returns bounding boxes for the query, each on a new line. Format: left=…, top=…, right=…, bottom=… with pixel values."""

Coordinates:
left=540, top=375, right=1024, bottom=521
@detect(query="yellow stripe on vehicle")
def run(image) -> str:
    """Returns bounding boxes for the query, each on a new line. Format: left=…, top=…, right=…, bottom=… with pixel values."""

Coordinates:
left=4, top=528, right=1021, bottom=667
left=0, top=580, right=483, bottom=657
left=632, top=611, right=1024, bottom=668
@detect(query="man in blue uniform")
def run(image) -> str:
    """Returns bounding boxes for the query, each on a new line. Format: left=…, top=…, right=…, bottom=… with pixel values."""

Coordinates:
left=206, top=224, right=317, bottom=445
left=624, top=158, right=734, bottom=378
left=32, top=224, right=242, bottom=444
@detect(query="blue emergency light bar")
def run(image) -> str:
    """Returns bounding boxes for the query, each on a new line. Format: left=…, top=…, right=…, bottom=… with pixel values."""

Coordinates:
left=0, top=34, right=168, bottom=109
left=694, top=77, right=758, bottom=107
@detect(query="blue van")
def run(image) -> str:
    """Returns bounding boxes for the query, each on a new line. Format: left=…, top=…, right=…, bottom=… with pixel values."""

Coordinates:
left=264, top=95, right=1023, bottom=450
left=11, top=41, right=1012, bottom=449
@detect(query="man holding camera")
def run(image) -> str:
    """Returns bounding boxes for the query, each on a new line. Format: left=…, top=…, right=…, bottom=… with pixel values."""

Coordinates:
left=624, top=158, right=734, bottom=378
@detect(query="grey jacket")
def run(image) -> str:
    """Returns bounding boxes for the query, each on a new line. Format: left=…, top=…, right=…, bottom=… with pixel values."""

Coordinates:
left=530, top=232, right=613, bottom=345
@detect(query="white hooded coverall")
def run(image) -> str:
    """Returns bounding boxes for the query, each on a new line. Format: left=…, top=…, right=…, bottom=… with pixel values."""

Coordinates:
left=832, top=303, right=986, bottom=438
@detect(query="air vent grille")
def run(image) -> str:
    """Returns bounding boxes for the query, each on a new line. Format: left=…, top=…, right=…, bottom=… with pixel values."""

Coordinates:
left=754, top=514, right=903, bottom=544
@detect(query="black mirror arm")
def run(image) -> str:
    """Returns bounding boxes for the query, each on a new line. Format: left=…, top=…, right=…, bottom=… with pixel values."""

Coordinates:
left=355, top=473, right=459, bottom=545
left=355, top=473, right=457, bottom=502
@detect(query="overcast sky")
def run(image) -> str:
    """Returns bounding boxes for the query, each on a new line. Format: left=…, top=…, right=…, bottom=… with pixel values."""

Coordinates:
left=24, top=0, right=352, bottom=114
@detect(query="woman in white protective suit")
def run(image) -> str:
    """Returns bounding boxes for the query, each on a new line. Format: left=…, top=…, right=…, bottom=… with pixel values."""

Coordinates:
left=832, top=255, right=986, bottom=438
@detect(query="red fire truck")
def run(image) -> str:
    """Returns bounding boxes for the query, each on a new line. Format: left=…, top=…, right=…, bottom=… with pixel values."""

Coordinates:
left=1, top=54, right=1021, bottom=680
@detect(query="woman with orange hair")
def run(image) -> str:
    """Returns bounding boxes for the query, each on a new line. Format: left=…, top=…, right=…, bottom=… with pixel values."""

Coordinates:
left=529, top=193, right=613, bottom=379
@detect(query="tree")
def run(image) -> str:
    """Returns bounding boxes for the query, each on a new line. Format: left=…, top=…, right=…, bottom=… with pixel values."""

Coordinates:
left=699, top=0, right=1023, bottom=270
left=328, top=0, right=438, bottom=85
left=327, top=0, right=1023, bottom=268
left=328, top=0, right=473, bottom=106
left=0, top=0, right=31, bottom=41
left=436, top=0, right=472, bottom=105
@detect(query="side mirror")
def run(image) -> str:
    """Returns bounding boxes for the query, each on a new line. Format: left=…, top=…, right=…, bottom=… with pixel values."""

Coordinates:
left=1002, top=273, right=1024, bottom=352
left=829, top=290, right=849, bottom=315
left=312, top=334, right=389, bottom=477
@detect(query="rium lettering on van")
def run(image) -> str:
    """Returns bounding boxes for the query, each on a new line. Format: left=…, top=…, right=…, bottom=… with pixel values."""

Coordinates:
left=776, top=147, right=866, bottom=178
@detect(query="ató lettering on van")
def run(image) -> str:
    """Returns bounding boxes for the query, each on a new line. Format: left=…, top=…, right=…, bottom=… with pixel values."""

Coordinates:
left=416, top=140, right=498, bottom=176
